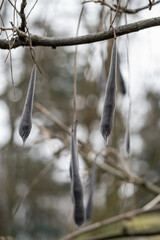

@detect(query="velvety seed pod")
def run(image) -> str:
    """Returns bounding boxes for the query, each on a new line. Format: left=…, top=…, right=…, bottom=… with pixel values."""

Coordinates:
left=70, top=121, right=79, bottom=181
left=125, top=127, right=130, bottom=155
left=86, top=163, right=96, bottom=221
left=70, top=131, right=85, bottom=227
left=118, top=66, right=126, bottom=95
left=19, top=65, right=36, bottom=144
left=100, top=41, right=117, bottom=143
left=117, top=55, right=126, bottom=95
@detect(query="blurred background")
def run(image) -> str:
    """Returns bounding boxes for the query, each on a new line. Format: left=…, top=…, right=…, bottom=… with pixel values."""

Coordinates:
left=0, top=0, right=160, bottom=239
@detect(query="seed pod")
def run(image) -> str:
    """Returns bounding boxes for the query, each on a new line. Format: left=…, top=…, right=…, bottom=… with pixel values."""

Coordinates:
left=125, top=124, right=130, bottom=155
left=100, top=41, right=117, bottom=143
left=117, top=54, right=126, bottom=95
left=70, top=121, right=78, bottom=181
left=70, top=131, right=85, bottom=227
left=19, top=65, right=36, bottom=144
left=86, top=163, right=96, bottom=221
left=126, top=130, right=130, bottom=154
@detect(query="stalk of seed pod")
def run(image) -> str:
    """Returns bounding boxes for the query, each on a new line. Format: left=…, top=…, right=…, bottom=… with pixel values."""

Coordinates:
left=70, top=130, right=85, bottom=227
left=100, top=41, right=117, bottom=143
left=86, top=163, right=96, bottom=221
left=117, top=55, right=126, bottom=95
left=19, top=65, right=36, bottom=144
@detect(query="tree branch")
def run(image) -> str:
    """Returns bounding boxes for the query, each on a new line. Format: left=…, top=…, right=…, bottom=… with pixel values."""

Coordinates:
left=1, top=16, right=160, bottom=49
left=87, top=230, right=160, bottom=240
left=19, top=0, right=27, bottom=32
left=60, top=205, right=160, bottom=240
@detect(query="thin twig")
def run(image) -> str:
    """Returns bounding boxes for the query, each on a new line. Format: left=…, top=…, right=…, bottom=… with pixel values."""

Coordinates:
left=0, top=0, right=5, bottom=11
left=82, top=0, right=116, bottom=11
left=82, top=0, right=160, bottom=14
left=7, top=0, right=20, bottom=16
left=0, top=15, right=16, bottom=98
left=26, top=0, right=38, bottom=19
left=73, top=6, right=84, bottom=122
left=110, top=0, right=121, bottom=28
left=143, top=194, right=160, bottom=211
left=0, top=27, right=13, bottom=31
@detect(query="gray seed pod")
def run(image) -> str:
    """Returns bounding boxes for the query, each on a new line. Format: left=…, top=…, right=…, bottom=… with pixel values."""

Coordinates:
left=19, top=65, right=36, bottom=144
left=86, top=163, right=96, bottom=221
left=100, top=41, right=117, bottom=143
left=117, top=55, right=126, bottom=95
left=125, top=127, right=130, bottom=155
left=70, top=132, right=85, bottom=227
left=70, top=121, right=79, bottom=181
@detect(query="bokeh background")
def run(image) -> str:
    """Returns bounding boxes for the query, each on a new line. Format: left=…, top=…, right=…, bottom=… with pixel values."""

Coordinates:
left=0, top=0, right=160, bottom=239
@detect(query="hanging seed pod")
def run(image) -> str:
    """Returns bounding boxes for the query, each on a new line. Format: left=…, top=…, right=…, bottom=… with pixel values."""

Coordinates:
left=70, top=121, right=78, bottom=181
left=117, top=55, right=126, bottom=95
left=125, top=102, right=131, bottom=156
left=86, top=163, right=96, bottom=221
left=19, top=65, right=36, bottom=144
left=100, top=41, right=117, bottom=143
left=70, top=130, right=85, bottom=227
left=125, top=123, right=130, bottom=155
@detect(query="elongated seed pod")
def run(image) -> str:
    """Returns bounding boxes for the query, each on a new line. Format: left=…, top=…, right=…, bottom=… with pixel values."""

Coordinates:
left=86, top=163, right=96, bottom=221
left=100, top=41, right=117, bottom=143
left=19, top=65, right=36, bottom=144
left=117, top=55, right=126, bottom=95
left=70, top=121, right=79, bottom=181
left=125, top=125, right=130, bottom=155
left=70, top=132, right=85, bottom=227
left=119, top=69, right=126, bottom=95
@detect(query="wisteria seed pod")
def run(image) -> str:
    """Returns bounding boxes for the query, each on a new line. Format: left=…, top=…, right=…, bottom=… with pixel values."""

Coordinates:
left=117, top=55, right=126, bottom=95
left=19, top=65, right=36, bottom=144
left=100, top=41, right=117, bottom=143
left=70, top=132, right=85, bottom=227
left=86, top=163, right=96, bottom=221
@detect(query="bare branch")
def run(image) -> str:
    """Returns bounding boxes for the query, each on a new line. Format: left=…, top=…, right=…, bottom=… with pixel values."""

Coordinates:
left=60, top=205, right=160, bottom=240
left=83, top=0, right=160, bottom=14
left=87, top=229, right=160, bottom=240
left=7, top=0, right=20, bottom=16
left=0, top=16, right=160, bottom=49
left=19, top=0, right=27, bottom=32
